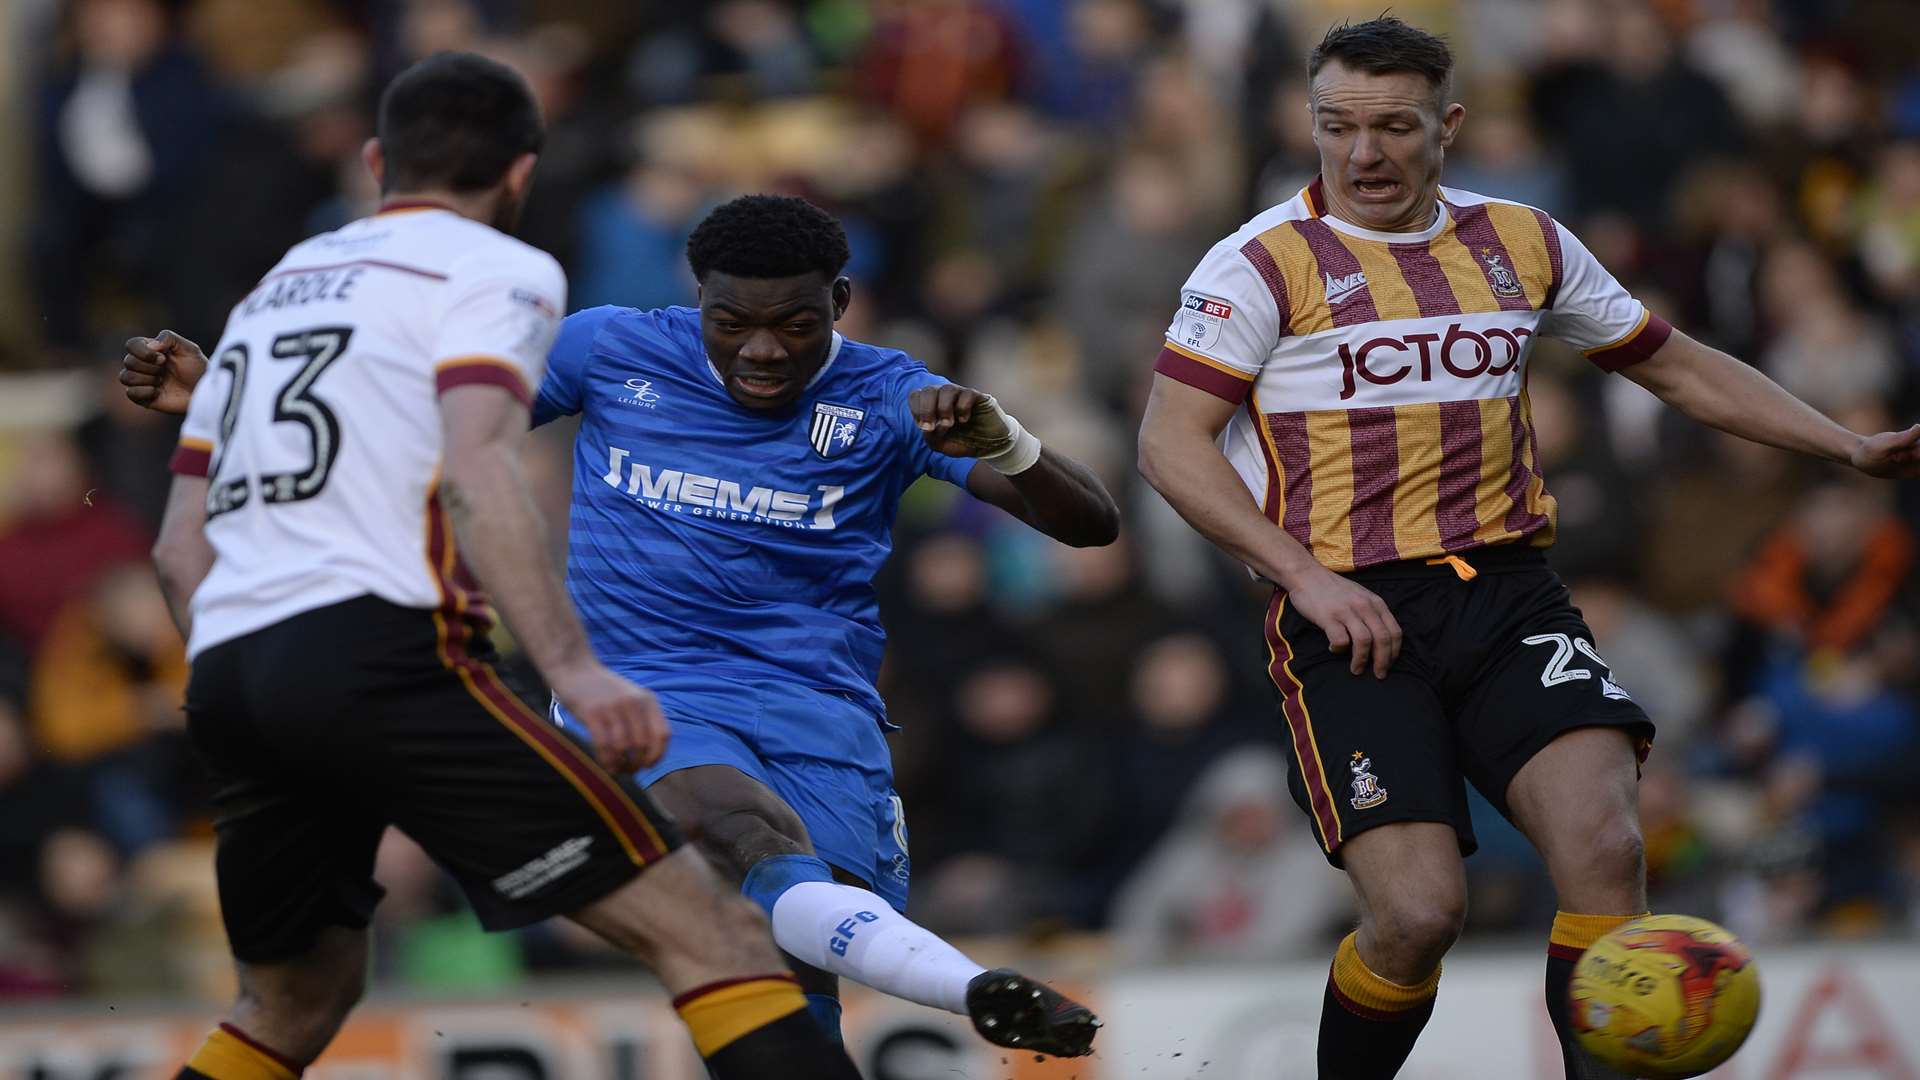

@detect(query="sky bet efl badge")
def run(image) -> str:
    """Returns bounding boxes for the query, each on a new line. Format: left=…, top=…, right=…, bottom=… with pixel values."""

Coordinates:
left=1178, top=292, right=1232, bottom=352
left=810, top=401, right=865, bottom=459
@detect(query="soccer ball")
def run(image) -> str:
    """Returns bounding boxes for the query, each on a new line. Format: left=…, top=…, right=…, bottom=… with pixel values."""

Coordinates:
left=1569, top=914, right=1761, bottom=1079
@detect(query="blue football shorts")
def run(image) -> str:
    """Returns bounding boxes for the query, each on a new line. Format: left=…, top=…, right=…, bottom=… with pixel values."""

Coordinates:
left=552, top=671, right=911, bottom=912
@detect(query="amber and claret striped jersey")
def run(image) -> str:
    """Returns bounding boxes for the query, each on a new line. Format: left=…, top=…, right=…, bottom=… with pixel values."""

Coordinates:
left=1156, top=177, right=1673, bottom=574
left=169, top=205, right=566, bottom=659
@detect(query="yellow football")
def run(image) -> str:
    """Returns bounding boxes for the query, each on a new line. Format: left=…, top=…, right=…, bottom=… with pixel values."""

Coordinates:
left=1569, top=914, right=1761, bottom=1079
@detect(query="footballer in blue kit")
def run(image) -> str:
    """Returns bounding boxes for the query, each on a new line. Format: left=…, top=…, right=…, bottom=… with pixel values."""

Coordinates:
left=536, top=300, right=966, bottom=911
left=536, top=197, right=1118, bottom=1056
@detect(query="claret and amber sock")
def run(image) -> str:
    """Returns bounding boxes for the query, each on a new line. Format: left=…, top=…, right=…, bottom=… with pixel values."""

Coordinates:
left=174, top=1023, right=301, bottom=1080
left=1547, top=911, right=1644, bottom=1080
left=1318, top=931, right=1442, bottom=1079
left=674, top=973, right=863, bottom=1080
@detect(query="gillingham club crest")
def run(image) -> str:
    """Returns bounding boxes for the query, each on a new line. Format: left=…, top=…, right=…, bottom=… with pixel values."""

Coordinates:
left=1349, top=751, right=1388, bottom=810
left=810, top=401, right=865, bottom=459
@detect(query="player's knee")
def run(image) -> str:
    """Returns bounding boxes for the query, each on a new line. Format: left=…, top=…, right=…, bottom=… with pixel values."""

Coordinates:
left=695, top=803, right=811, bottom=877
left=232, top=962, right=365, bottom=1062
left=650, top=891, right=785, bottom=976
left=1588, top=815, right=1645, bottom=883
left=1370, top=894, right=1466, bottom=970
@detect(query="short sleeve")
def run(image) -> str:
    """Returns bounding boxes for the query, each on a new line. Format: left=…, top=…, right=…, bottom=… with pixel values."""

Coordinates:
left=892, top=365, right=976, bottom=488
left=1538, top=219, right=1672, bottom=372
left=1153, top=240, right=1283, bottom=404
left=169, top=349, right=231, bottom=477
left=533, top=306, right=624, bottom=427
left=432, top=248, right=567, bottom=408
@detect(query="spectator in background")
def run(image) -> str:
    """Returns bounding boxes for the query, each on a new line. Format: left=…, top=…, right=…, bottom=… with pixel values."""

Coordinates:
left=1756, top=240, right=1899, bottom=416
left=1642, top=432, right=1810, bottom=613
left=1525, top=369, right=1638, bottom=581
left=1440, top=92, right=1568, bottom=216
left=921, top=103, right=1090, bottom=358
left=0, top=431, right=149, bottom=655
left=914, top=657, right=1115, bottom=932
left=1766, top=53, right=1879, bottom=249
left=30, top=563, right=189, bottom=854
left=630, top=0, right=817, bottom=105
left=173, top=29, right=371, bottom=342
left=1245, top=76, right=1318, bottom=212
left=29, top=0, right=223, bottom=356
left=1127, top=56, right=1243, bottom=226
left=1735, top=622, right=1919, bottom=926
left=1054, top=136, right=1201, bottom=400
left=0, top=684, right=88, bottom=914
left=0, top=674, right=85, bottom=997
left=1664, top=163, right=1787, bottom=359
left=569, top=111, right=716, bottom=312
left=1730, top=479, right=1913, bottom=668
left=1529, top=1, right=1740, bottom=226
left=1032, top=536, right=1177, bottom=730
left=1856, top=141, right=1920, bottom=307
left=1109, top=631, right=1272, bottom=868
left=857, top=0, right=1022, bottom=148
left=1110, top=747, right=1350, bottom=967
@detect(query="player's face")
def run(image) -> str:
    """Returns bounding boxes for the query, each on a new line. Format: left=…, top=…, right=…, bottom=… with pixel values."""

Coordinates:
left=699, top=272, right=851, bottom=412
left=1308, top=61, right=1465, bottom=232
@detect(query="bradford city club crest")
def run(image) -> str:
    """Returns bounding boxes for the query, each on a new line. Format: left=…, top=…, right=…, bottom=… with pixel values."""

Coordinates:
left=1349, top=752, right=1388, bottom=810
left=810, top=401, right=866, bottom=459
left=1481, top=249, right=1524, bottom=298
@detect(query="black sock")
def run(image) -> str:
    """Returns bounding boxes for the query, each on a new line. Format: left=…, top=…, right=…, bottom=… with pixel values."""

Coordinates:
left=1317, top=933, right=1439, bottom=1079
left=1548, top=947, right=1636, bottom=1080
left=1548, top=912, right=1642, bottom=1080
left=1318, top=978, right=1436, bottom=1079
left=702, top=1009, right=862, bottom=1080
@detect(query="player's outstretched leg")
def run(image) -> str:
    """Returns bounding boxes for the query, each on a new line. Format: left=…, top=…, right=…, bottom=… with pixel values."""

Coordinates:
left=172, top=927, right=368, bottom=1079
left=1318, top=822, right=1464, bottom=1080
left=572, top=847, right=861, bottom=1080
left=1507, top=728, right=1647, bottom=1080
left=745, top=855, right=1099, bottom=1057
left=648, top=759, right=1099, bottom=1058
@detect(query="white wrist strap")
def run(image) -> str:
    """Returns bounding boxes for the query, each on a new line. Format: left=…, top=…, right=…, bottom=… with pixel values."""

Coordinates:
left=982, top=411, right=1043, bottom=475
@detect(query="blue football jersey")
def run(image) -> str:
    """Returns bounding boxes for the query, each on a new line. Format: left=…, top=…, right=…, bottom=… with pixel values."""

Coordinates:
left=533, top=305, right=975, bottom=721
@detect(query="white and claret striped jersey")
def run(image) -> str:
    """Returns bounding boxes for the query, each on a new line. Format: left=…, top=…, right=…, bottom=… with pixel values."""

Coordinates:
left=1156, top=177, right=1672, bottom=573
left=170, top=204, right=566, bottom=659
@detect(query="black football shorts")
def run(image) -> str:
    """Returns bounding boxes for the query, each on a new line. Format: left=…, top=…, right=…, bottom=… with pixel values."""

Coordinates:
left=1265, top=544, right=1653, bottom=866
left=185, top=594, right=681, bottom=964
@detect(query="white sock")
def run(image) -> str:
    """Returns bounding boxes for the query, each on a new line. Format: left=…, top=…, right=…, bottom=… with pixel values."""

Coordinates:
left=769, top=880, right=987, bottom=1014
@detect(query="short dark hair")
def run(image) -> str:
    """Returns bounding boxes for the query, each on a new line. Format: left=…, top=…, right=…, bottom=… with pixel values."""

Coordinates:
left=377, top=52, right=543, bottom=194
left=1308, top=16, right=1454, bottom=100
left=686, top=195, right=851, bottom=282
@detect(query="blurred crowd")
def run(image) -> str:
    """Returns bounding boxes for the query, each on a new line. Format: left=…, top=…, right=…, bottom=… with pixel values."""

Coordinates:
left=4, top=0, right=1920, bottom=1002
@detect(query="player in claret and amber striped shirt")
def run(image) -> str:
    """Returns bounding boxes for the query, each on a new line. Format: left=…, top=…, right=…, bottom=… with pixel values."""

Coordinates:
left=1138, top=16, right=1920, bottom=1080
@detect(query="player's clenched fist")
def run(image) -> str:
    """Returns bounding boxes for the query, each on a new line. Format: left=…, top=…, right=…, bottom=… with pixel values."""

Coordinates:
left=548, top=662, right=669, bottom=775
left=120, top=330, right=208, bottom=416
left=909, top=385, right=1043, bottom=474
left=1285, top=565, right=1404, bottom=679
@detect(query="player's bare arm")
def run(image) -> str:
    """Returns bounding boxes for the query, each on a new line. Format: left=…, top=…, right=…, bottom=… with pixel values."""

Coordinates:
left=1137, top=373, right=1401, bottom=678
left=151, top=473, right=214, bottom=636
left=437, top=382, right=667, bottom=774
left=121, top=330, right=206, bottom=415
left=1623, top=329, right=1920, bottom=478
left=910, top=383, right=1120, bottom=547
